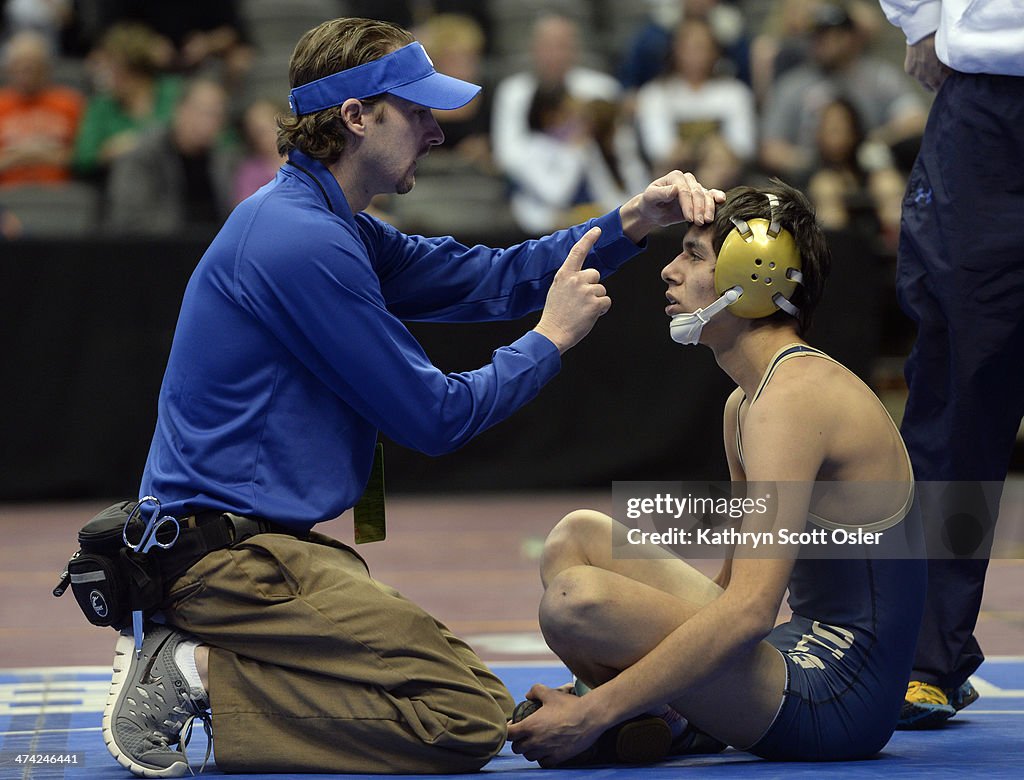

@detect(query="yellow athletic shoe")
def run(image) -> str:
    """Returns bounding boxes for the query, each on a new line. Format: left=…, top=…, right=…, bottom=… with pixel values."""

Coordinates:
left=897, top=681, right=957, bottom=730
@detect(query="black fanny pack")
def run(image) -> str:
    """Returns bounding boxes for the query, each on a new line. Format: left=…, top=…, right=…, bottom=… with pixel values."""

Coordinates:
left=54, top=500, right=287, bottom=630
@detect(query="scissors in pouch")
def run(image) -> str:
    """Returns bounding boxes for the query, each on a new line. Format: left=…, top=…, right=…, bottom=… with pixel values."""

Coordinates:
left=123, top=496, right=180, bottom=655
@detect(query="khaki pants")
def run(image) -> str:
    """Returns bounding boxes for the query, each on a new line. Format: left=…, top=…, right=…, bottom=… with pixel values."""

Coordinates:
left=163, top=531, right=513, bottom=774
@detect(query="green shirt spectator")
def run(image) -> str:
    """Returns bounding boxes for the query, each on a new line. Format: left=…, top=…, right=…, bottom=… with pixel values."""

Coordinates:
left=73, top=75, right=181, bottom=176
left=72, top=22, right=182, bottom=177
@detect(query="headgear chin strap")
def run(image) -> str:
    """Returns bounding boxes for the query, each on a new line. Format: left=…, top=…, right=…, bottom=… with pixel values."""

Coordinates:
left=288, top=42, right=481, bottom=115
left=670, top=288, right=741, bottom=345
left=714, top=193, right=803, bottom=319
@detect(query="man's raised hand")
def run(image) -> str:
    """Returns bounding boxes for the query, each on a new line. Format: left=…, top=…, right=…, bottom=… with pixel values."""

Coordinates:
left=533, top=227, right=610, bottom=355
left=620, top=170, right=726, bottom=243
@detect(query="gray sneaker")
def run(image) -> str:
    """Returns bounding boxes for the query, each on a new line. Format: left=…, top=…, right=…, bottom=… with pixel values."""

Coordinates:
left=102, top=624, right=212, bottom=777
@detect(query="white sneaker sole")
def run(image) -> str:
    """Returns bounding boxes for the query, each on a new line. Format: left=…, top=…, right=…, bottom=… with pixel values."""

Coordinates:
left=102, top=631, right=189, bottom=778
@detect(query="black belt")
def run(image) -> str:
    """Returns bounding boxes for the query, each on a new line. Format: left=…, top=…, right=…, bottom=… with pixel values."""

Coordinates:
left=156, top=511, right=303, bottom=585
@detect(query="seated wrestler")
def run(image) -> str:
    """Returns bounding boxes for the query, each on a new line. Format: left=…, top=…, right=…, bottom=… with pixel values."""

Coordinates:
left=507, top=181, right=927, bottom=765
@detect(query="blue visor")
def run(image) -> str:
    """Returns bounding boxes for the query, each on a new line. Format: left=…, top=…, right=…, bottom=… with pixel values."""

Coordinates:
left=288, top=42, right=481, bottom=115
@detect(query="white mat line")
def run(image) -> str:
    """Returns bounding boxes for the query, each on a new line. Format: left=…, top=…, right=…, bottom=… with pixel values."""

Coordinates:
left=1, top=726, right=101, bottom=737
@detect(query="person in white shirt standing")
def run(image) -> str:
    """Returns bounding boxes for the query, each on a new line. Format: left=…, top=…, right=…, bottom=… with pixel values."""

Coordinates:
left=491, top=14, right=620, bottom=177
left=634, top=16, right=756, bottom=190
left=878, top=0, right=1024, bottom=729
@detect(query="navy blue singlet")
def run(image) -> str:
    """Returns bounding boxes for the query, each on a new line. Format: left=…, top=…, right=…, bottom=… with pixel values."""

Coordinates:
left=738, top=345, right=927, bottom=760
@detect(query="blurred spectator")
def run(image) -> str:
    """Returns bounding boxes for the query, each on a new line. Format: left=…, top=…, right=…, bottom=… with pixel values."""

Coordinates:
left=618, top=0, right=750, bottom=90
left=2, top=0, right=73, bottom=51
left=104, top=76, right=236, bottom=235
left=750, top=0, right=886, bottom=107
left=0, top=30, right=83, bottom=185
left=506, top=83, right=647, bottom=235
left=347, top=0, right=493, bottom=44
left=805, top=96, right=905, bottom=251
left=72, top=22, right=181, bottom=179
left=98, top=0, right=254, bottom=86
left=759, top=1, right=926, bottom=179
left=634, top=16, right=755, bottom=187
left=491, top=14, right=620, bottom=177
left=806, top=96, right=870, bottom=227
left=232, top=96, right=284, bottom=205
left=416, top=13, right=492, bottom=171
left=749, top=0, right=823, bottom=106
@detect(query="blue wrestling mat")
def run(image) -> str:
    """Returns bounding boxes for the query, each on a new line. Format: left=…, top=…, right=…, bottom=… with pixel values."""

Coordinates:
left=2, top=660, right=1022, bottom=779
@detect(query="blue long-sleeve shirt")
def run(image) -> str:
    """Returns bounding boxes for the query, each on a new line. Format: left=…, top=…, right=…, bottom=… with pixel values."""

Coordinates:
left=140, top=149, right=644, bottom=530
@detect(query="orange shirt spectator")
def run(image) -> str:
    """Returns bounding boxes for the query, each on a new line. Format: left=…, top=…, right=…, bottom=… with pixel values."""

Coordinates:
left=0, top=31, right=84, bottom=186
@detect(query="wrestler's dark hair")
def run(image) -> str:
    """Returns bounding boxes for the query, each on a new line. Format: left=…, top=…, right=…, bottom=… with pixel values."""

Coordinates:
left=276, top=18, right=415, bottom=165
left=711, top=179, right=832, bottom=335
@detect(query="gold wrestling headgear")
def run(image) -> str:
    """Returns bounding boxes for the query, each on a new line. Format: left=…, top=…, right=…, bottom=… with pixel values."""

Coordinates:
left=715, top=192, right=803, bottom=319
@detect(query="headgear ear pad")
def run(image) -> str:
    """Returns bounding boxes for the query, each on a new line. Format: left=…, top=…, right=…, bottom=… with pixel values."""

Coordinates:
left=715, top=215, right=803, bottom=319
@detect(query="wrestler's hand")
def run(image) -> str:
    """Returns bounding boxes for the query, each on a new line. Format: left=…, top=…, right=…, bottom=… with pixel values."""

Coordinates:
left=507, top=684, right=606, bottom=767
left=619, top=170, right=726, bottom=243
left=534, top=227, right=610, bottom=354
left=905, top=34, right=951, bottom=92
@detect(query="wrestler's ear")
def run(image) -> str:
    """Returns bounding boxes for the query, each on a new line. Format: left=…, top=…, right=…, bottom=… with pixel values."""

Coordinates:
left=340, top=98, right=368, bottom=137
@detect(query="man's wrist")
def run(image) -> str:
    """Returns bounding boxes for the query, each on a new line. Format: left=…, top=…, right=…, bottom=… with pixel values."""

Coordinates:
left=532, top=324, right=568, bottom=355
left=619, top=195, right=655, bottom=245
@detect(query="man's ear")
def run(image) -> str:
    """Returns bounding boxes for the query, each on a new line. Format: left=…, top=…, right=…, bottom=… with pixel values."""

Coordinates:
left=340, top=98, right=368, bottom=137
